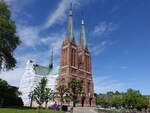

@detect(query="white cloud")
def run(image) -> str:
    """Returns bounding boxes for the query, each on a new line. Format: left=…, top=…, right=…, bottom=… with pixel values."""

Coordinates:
left=3, top=0, right=17, bottom=3
left=40, top=32, right=65, bottom=56
left=3, top=0, right=36, bottom=16
left=93, top=21, right=118, bottom=37
left=3, top=0, right=13, bottom=2
left=4, top=0, right=35, bottom=6
left=44, top=0, right=69, bottom=29
left=13, top=0, right=91, bottom=49
left=91, top=40, right=110, bottom=55
left=15, top=29, right=66, bottom=67
left=94, top=76, right=123, bottom=93
left=43, top=0, right=86, bottom=29
left=0, top=68, right=24, bottom=87
left=17, top=25, right=41, bottom=48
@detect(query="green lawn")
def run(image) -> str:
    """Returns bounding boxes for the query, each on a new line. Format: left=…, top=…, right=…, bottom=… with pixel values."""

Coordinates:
left=0, top=108, right=64, bottom=113
left=97, top=109, right=120, bottom=113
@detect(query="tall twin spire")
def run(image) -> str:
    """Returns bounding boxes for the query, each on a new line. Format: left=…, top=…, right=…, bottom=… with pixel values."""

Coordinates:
left=66, top=3, right=88, bottom=49
left=49, top=4, right=88, bottom=69
left=66, top=3, right=74, bottom=41
left=80, top=19, right=87, bottom=49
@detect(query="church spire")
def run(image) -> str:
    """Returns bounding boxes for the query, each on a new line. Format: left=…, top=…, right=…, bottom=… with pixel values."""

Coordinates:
left=66, top=3, right=74, bottom=41
left=80, top=19, right=88, bottom=49
left=49, top=48, right=53, bottom=69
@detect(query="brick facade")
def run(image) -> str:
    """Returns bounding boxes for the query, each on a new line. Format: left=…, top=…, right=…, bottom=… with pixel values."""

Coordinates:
left=56, top=6, right=96, bottom=107
left=57, top=33, right=96, bottom=107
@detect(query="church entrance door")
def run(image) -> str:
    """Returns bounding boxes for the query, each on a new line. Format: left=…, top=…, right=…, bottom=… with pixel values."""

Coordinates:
left=81, top=96, right=85, bottom=107
left=89, top=97, right=92, bottom=106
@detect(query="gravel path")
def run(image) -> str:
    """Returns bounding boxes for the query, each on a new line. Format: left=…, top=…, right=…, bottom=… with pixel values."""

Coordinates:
left=70, top=107, right=98, bottom=113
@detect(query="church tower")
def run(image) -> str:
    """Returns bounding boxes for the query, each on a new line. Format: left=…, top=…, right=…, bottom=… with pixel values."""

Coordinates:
left=78, top=19, right=95, bottom=107
left=58, top=5, right=96, bottom=107
left=59, top=5, right=78, bottom=85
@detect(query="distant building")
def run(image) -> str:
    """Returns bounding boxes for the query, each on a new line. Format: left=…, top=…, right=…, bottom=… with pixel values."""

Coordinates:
left=19, top=5, right=95, bottom=107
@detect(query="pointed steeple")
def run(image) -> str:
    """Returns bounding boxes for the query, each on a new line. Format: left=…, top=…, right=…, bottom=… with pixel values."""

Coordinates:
left=80, top=19, right=88, bottom=49
left=49, top=48, right=53, bottom=69
left=66, top=3, right=74, bottom=41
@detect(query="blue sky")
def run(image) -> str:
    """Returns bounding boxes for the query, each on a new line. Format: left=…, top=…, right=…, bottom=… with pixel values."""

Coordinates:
left=0, top=0, right=150, bottom=94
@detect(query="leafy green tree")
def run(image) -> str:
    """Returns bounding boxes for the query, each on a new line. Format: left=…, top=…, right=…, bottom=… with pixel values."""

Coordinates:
left=0, top=78, right=23, bottom=107
left=115, top=91, right=121, bottom=95
left=0, top=78, right=8, bottom=107
left=111, top=95, right=122, bottom=108
left=107, top=91, right=114, bottom=96
left=56, top=85, right=69, bottom=110
left=95, top=89, right=149, bottom=110
left=32, top=77, right=47, bottom=108
left=0, top=0, right=21, bottom=71
left=68, top=80, right=83, bottom=107
left=122, top=88, right=149, bottom=110
left=31, top=77, right=54, bottom=111
left=29, top=88, right=54, bottom=109
left=95, top=94, right=107, bottom=107
left=95, top=93, right=123, bottom=108
left=44, top=88, right=54, bottom=109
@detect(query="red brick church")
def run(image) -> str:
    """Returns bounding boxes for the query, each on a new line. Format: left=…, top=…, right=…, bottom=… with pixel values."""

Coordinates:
left=57, top=6, right=96, bottom=107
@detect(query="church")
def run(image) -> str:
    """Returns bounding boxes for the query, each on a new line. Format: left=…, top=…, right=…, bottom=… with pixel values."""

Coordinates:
left=19, top=6, right=95, bottom=107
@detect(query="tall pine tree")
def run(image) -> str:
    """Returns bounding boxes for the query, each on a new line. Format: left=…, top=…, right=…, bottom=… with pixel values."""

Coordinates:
left=0, top=0, right=21, bottom=71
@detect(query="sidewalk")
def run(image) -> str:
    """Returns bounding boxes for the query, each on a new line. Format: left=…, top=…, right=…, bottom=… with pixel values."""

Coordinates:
left=66, top=107, right=98, bottom=113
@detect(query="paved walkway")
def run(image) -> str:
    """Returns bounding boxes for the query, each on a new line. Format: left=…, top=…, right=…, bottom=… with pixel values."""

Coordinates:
left=70, top=107, right=98, bottom=113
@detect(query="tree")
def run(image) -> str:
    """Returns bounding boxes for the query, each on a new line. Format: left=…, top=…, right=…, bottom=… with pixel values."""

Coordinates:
left=107, top=91, right=114, bottom=96
left=95, top=94, right=108, bottom=107
left=95, top=89, right=149, bottom=110
left=111, top=95, right=122, bottom=108
left=0, top=78, right=9, bottom=107
left=31, top=77, right=54, bottom=111
left=95, top=93, right=122, bottom=108
left=0, top=0, right=21, bottom=71
left=32, top=77, right=47, bottom=108
left=56, top=85, right=69, bottom=110
left=28, top=91, right=35, bottom=108
left=122, top=89, right=149, bottom=110
left=0, top=78, right=23, bottom=107
left=68, top=80, right=83, bottom=107
left=44, top=88, right=54, bottom=109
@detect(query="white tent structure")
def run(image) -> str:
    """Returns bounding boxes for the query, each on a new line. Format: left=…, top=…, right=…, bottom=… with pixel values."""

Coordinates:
left=19, top=60, right=59, bottom=106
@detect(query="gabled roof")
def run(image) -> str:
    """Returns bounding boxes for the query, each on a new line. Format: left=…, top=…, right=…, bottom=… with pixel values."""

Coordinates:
left=34, top=64, right=59, bottom=76
left=49, top=66, right=59, bottom=75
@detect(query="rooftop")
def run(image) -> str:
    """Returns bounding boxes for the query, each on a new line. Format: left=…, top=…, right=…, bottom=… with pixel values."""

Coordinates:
left=34, top=64, right=59, bottom=76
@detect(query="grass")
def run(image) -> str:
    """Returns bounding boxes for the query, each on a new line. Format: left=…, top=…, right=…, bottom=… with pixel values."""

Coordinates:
left=97, top=109, right=120, bottom=113
left=0, top=108, right=64, bottom=113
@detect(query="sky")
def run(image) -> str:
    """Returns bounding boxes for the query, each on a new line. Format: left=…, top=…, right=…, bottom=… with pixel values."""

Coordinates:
left=0, top=0, right=150, bottom=95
